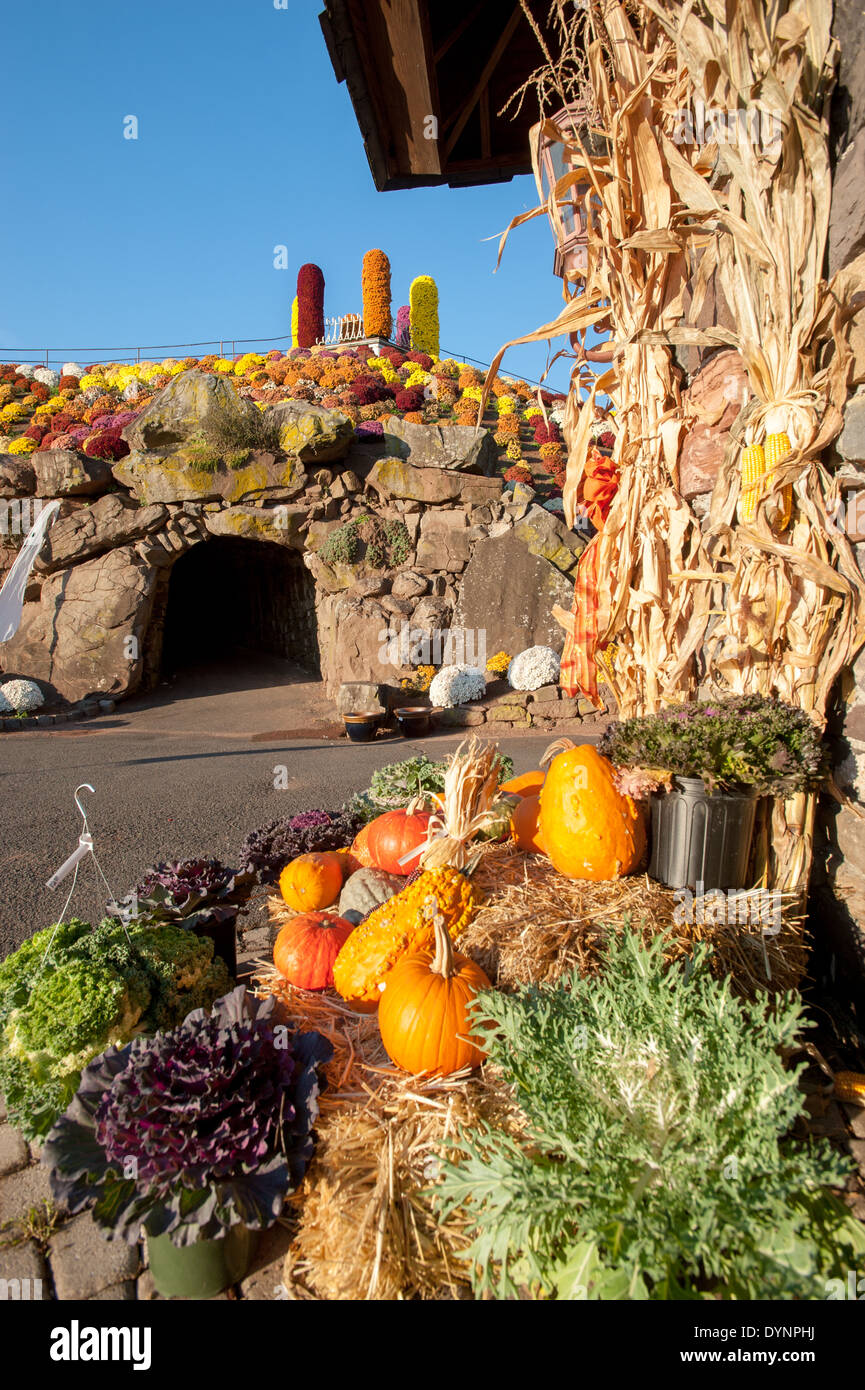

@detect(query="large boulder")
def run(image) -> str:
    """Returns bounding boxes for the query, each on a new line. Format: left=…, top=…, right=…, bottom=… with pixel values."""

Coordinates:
left=367, top=457, right=501, bottom=506
left=454, top=529, right=574, bottom=657
left=203, top=504, right=307, bottom=547
left=264, top=400, right=354, bottom=462
left=382, top=419, right=497, bottom=474
left=124, top=370, right=258, bottom=453
left=32, top=450, right=113, bottom=498
left=829, top=128, right=865, bottom=275
left=0, top=545, right=158, bottom=702
left=678, top=350, right=748, bottom=499
left=0, top=454, right=36, bottom=497
left=513, top=504, right=586, bottom=576
left=113, top=450, right=307, bottom=506
left=315, top=592, right=399, bottom=697
left=35, top=495, right=168, bottom=574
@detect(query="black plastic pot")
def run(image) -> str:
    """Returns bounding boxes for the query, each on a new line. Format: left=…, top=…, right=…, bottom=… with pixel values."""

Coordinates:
left=343, top=712, right=380, bottom=742
left=147, top=1225, right=258, bottom=1299
left=394, top=705, right=432, bottom=737
left=192, top=907, right=238, bottom=979
left=648, top=776, right=757, bottom=891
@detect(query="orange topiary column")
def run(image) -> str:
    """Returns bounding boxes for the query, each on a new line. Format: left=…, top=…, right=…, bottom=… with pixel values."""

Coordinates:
left=362, top=249, right=392, bottom=340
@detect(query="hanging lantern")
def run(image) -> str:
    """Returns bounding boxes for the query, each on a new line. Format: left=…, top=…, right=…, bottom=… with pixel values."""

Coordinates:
left=530, top=102, right=604, bottom=282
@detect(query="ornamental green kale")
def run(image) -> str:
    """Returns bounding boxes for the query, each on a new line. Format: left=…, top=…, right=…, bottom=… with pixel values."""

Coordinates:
left=0, top=918, right=231, bottom=1140
left=434, top=932, right=864, bottom=1300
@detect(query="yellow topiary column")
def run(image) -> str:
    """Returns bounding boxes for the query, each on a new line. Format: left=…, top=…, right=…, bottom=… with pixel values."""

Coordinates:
left=409, top=275, right=439, bottom=358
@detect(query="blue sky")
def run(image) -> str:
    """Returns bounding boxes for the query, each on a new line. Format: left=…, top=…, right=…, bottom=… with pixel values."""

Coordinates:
left=0, top=0, right=575, bottom=391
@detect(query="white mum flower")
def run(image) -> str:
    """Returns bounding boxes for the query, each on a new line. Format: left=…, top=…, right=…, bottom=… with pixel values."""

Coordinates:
left=33, top=368, right=60, bottom=389
left=0, top=678, right=45, bottom=712
left=508, top=645, right=561, bottom=691
left=15, top=363, right=36, bottom=379
left=0, top=691, right=13, bottom=714
left=62, top=362, right=83, bottom=378
left=429, top=664, right=486, bottom=709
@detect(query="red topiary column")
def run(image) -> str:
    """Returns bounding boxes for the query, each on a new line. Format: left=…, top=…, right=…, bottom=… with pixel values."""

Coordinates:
left=296, top=264, right=325, bottom=348
left=361, top=249, right=392, bottom=340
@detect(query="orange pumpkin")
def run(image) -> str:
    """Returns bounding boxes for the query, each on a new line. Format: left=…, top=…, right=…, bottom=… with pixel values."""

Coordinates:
left=500, top=769, right=546, bottom=799
left=510, top=793, right=545, bottom=853
left=349, top=822, right=377, bottom=869
left=378, top=908, right=490, bottom=1076
left=364, top=809, right=432, bottom=876
left=279, top=851, right=344, bottom=911
left=539, top=745, right=645, bottom=881
left=273, top=911, right=355, bottom=990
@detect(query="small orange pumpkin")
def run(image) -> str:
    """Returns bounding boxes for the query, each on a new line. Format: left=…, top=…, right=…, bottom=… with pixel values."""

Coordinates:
left=349, top=822, right=377, bottom=869
left=279, top=851, right=344, bottom=912
left=273, top=911, right=355, bottom=990
left=500, top=769, right=546, bottom=799
left=538, top=744, right=645, bottom=881
left=378, top=908, right=491, bottom=1077
left=510, top=792, right=545, bottom=853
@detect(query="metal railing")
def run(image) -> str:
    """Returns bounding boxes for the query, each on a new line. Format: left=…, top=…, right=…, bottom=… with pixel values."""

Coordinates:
left=0, top=332, right=567, bottom=394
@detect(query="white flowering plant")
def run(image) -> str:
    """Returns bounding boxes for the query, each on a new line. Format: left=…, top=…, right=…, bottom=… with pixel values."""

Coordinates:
left=33, top=368, right=60, bottom=389
left=15, top=364, right=36, bottom=380
left=507, top=646, right=560, bottom=691
left=0, top=678, right=45, bottom=712
left=429, top=664, right=487, bottom=709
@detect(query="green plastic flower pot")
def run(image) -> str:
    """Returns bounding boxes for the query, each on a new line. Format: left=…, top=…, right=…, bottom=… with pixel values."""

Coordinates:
left=147, top=1225, right=258, bottom=1299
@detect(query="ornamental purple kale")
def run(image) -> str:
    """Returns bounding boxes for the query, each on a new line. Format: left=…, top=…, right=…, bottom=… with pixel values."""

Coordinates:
left=43, top=987, right=332, bottom=1246
left=239, top=809, right=363, bottom=883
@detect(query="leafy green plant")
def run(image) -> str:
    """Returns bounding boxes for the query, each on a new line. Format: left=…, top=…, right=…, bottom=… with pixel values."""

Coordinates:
left=598, top=694, right=824, bottom=795
left=202, top=406, right=281, bottom=454
left=366, top=752, right=514, bottom=811
left=225, top=447, right=251, bottom=470
left=0, top=918, right=231, bottom=1140
left=434, top=932, right=863, bottom=1300
left=0, top=1200, right=65, bottom=1251
left=185, top=442, right=222, bottom=474
left=319, top=514, right=412, bottom=570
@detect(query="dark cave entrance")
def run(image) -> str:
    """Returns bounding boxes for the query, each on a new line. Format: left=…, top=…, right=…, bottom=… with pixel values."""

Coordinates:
left=154, top=537, right=320, bottom=682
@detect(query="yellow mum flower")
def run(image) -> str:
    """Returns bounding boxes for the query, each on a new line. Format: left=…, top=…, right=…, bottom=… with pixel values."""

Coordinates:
left=8, top=437, right=37, bottom=455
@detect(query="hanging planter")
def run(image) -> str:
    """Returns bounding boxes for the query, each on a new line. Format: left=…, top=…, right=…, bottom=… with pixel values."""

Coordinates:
left=648, top=777, right=758, bottom=891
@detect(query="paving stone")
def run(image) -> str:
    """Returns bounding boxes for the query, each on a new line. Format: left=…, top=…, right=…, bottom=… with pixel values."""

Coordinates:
left=0, top=1124, right=29, bottom=1177
left=0, top=1239, right=49, bottom=1298
left=49, top=1211, right=140, bottom=1301
left=87, top=1280, right=136, bottom=1301
left=239, top=1224, right=293, bottom=1301
left=240, top=926, right=273, bottom=956
left=0, top=1163, right=53, bottom=1225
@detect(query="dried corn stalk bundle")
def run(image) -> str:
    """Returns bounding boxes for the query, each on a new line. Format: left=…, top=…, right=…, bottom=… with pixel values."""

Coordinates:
left=415, top=736, right=502, bottom=870
left=488, top=0, right=865, bottom=891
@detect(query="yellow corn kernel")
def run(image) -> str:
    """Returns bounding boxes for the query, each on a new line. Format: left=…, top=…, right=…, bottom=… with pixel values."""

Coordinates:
left=764, top=431, right=793, bottom=530
left=834, top=1071, right=865, bottom=1107
left=738, top=443, right=766, bottom=523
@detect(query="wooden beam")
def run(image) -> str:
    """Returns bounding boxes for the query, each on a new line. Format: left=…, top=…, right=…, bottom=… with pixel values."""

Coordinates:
left=480, top=83, right=491, bottom=159
left=356, top=0, right=441, bottom=179
left=433, top=0, right=487, bottom=65
left=443, top=6, right=521, bottom=161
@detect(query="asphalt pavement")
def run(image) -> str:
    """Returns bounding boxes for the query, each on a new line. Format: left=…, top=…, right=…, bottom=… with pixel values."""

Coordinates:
left=0, top=664, right=592, bottom=956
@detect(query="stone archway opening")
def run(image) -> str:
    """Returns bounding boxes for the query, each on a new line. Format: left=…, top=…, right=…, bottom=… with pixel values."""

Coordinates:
left=146, top=536, right=320, bottom=689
